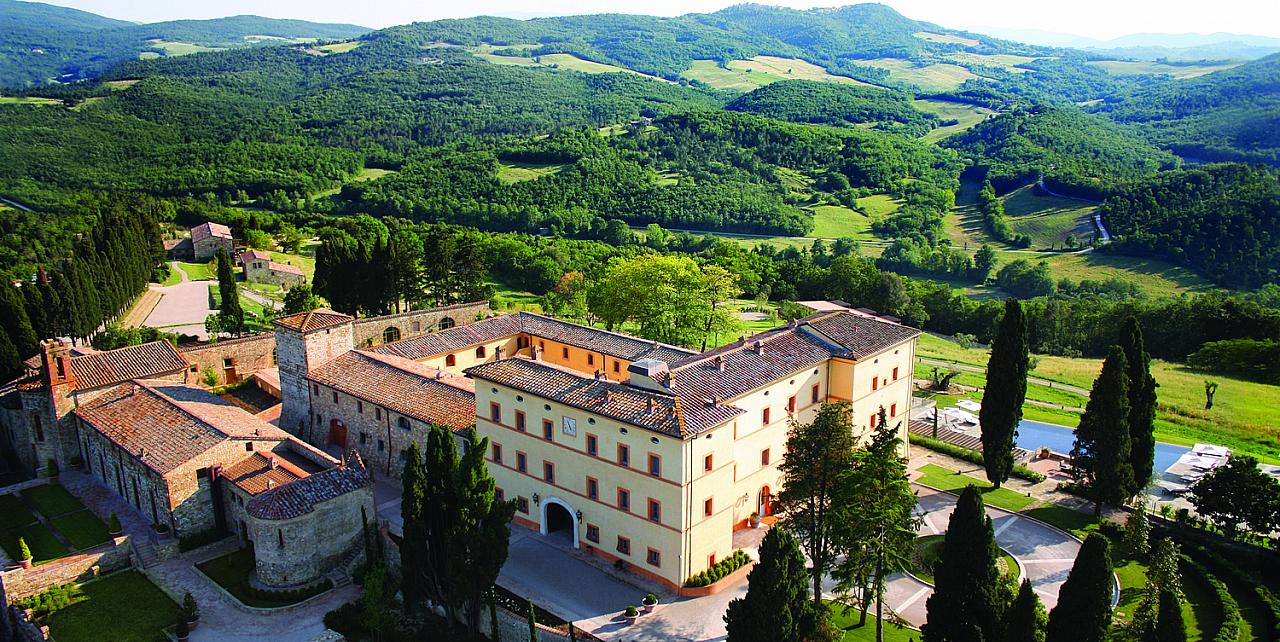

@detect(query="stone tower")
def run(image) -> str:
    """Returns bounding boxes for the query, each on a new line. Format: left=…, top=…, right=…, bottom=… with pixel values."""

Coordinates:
left=272, top=309, right=355, bottom=439
left=39, top=339, right=78, bottom=470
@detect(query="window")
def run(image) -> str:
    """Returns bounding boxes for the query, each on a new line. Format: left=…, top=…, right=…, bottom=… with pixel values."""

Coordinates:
left=376, top=408, right=382, bottom=420
left=490, top=402, right=501, bottom=423
left=223, top=358, right=234, bottom=368
left=542, top=419, right=553, bottom=441
left=586, top=434, right=598, bottom=456
left=543, top=461, right=555, bottom=483
left=587, top=477, right=599, bottom=500
left=704, top=453, right=713, bottom=472
left=586, top=524, right=600, bottom=543
left=891, top=403, right=898, bottom=417
left=515, top=411, right=526, bottom=432
left=870, top=414, right=877, bottom=429
left=709, top=554, right=717, bottom=568
left=647, top=548, right=661, bottom=567
left=647, top=499, right=661, bottom=523
left=357, top=400, right=363, bottom=414
left=316, top=413, right=322, bottom=424
left=378, top=439, right=385, bottom=452
left=762, top=407, right=771, bottom=425
left=492, top=443, right=503, bottom=464
left=761, top=448, right=771, bottom=466
left=278, top=529, right=285, bottom=548
left=613, top=361, right=621, bottom=374
left=398, top=450, right=407, bottom=463
left=313, top=384, right=319, bottom=395
left=617, top=488, right=630, bottom=512
left=617, top=444, right=630, bottom=467
left=616, top=536, right=631, bottom=556
left=872, top=377, right=879, bottom=391
left=476, top=346, right=487, bottom=358
left=562, top=347, right=570, bottom=359
left=516, top=452, right=527, bottom=473
left=704, top=498, right=714, bottom=517
left=648, top=454, right=661, bottom=478
left=787, top=395, right=796, bottom=413
left=495, top=487, right=504, bottom=501
left=445, top=354, right=456, bottom=367
left=587, top=354, right=594, bottom=366
left=892, top=366, right=900, bottom=381
left=245, top=442, right=254, bottom=452
left=397, top=417, right=411, bottom=431
left=359, top=432, right=368, bottom=445
left=517, top=497, right=529, bottom=514
left=332, top=391, right=338, bottom=403
left=811, top=384, right=820, bottom=404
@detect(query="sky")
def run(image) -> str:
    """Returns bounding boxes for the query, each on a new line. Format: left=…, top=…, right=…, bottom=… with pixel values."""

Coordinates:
left=32, top=0, right=1280, bottom=41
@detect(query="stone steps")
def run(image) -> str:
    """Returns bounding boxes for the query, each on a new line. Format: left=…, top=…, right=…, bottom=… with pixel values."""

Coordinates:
left=134, top=541, right=160, bottom=568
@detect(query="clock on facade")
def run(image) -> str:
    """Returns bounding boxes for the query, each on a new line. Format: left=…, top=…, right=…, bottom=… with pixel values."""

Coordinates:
left=562, top=416, right=577, bottom=436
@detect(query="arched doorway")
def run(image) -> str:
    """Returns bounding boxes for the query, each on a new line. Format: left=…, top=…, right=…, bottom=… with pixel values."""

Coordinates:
left=758, top=485, right=773, bottom=517
left=382, top=326, right=401, bottom=344
left=438, top=317, right=455, bottom=330
left=540, top=497, right=579, bottom=549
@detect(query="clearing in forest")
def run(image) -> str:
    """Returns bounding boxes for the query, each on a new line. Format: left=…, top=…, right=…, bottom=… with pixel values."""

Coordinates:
left=497, top=161, right=567, bottom=184
left=810, top=204, right=875, bottom=239
left=945, top=52, right=1038, bottom=72
left=682, top=57, right=877, bottom=91
left=1001, top=184, right=1097, bottom=248
left=913, top=98, right=997, bottom=143
left=1086, top=60, right=1240, bottom=79
left=858, top=58, right=983, bottom=92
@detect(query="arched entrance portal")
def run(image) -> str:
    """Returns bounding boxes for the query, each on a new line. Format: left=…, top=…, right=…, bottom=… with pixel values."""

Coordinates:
left=540, top=497, right=580, bottom=549
left=758, top=485, right=773, bottom=517
left=382, top=326, right=401, bottom=344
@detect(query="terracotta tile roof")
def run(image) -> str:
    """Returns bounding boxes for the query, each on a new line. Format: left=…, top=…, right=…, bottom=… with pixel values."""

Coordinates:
left=465, top=358, right=741, bottom=437
left=239, top=249, right=271, bottom=263
left=70, top=341, right=189, bottom=390
left=802, top=311, right=920, bottom=359
left=272, top=309, right=353, bottom=333
left=307, top=350, right=476, bottom=431
left=164, top=238, right=192, bottom=252
left=191, top=222, right=232, bottom=242
left=374, top=312, right=695, bottom=364
left=266, top=261, right=305, bottom=276
left=669, top=327, right=837, bottom=402
left=74, top=380, right=290, bottom=475
left=247, top=453, right=371, bottom=520
left=223, top=453, right=303, bottom=495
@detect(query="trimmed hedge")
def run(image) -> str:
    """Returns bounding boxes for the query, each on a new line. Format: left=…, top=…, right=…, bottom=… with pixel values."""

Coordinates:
left=178, top=528, right=224, bottom=552
left=1178, top=537, right=1280, bottom=640
left=685, top=549, right=751, bottom=587
left=908, top=434, right=1047, bottom=483
left=243, top=578, right=332, bottom=606
left=1179, top=554, right=1243, bottom=642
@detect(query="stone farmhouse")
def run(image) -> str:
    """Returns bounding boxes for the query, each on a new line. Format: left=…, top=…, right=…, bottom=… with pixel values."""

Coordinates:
left=191, top=222, right=235, bottom=262
left=239, top=249, right=306, bottom=290
left=276, top=306, right=919, bottom=592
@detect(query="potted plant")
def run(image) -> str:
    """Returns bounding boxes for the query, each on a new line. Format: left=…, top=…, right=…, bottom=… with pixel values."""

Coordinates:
left=152, top=523, right=171, bottom=537
left=623, top=606, right=638, bottom=625
left=749, top=512, right=761, bottom=528
left=46, top=458, right=59, bottom=484
left=641, top=593, right=658, bottom=613
left=182, top=592, right=199, bottom=630
left=16, top=537, right=32, bottom=569
left=108, top=512, right=123, bottom=536
left=1038, top=447, right=1052, bottom=460
left=175, top=618, right=190, bottom=642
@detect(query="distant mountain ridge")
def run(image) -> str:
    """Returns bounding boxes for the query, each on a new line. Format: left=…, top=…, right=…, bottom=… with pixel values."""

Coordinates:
left=970, top=26, right=1280, bottom=60
left=0, top=0, right=369, bottom=87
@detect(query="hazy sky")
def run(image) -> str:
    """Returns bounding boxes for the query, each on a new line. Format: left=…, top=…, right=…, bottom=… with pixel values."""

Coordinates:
left=33, top=0, right=1280, bottom=40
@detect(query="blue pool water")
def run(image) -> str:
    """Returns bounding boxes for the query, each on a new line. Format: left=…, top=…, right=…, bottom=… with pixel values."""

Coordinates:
left=1016, top=419, right=1189, bottom=474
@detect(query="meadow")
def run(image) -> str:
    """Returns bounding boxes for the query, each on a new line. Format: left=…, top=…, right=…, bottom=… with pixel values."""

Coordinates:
left=857, top=58, right=983, bottom=92
left=911, top=98, right=996, bottom=143
left=681, top=56, right=877, bottom=91
left=1000, top=184, right=1097, bottom=248
left=1086, top=60, right=1240, bottom=79
left=497, top=161, right=567, bottom=184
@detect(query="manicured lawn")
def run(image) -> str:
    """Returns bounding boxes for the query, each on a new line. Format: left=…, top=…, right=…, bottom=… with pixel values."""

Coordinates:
left=197, top=548, right=326, bottom=608
left=828, top=601, right=920, bottom=641
left=269, top=250, right=315, bottom=281
left=51, top=511, right=111, bottom=550
left=2, top=522, right=67, bottom=564
left=914, top=464, right=1037, bottom=512
left=1000, top=184, right=1096, bottom=249
left=156, top=265, right=183, bottom=286
left=43, top=571, right=180, bottom=642
left=1021, top=504, right=1098, bottom=538
left=0, top=493, right=37, bottom=526
left=911, top=534, right=1017, bottom=585
left=176, top=261, right=214, bottom=281
left=22, top=484, right=87, bottom=518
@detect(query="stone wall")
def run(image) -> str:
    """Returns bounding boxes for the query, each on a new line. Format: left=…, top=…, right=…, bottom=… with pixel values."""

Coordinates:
left=78, top=419, right=177, bottom=532
left=248, top=482, right=374, bottom=588
left=193, top=236, right=234, bottom=262
left=244, top=263, right=306, bottom=289
left=351, top=301, right=490, bottom=348
left=0, top=535, right=133, bottom=603
left=180, top=334, right=277, bottom=387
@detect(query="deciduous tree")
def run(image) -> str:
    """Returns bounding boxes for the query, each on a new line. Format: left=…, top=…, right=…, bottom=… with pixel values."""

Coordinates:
left=1189, top=454, right=1280, bottom=538
left=980, top=298, right=1028, bottom=488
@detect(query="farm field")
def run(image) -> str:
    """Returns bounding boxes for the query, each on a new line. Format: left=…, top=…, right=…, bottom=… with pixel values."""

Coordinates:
left=0, top=96, right=60, bottom=105
left=682, top=56, right=877, bottom=91
left=313, top=167, right=393, bottom=198
left=810, top=204, right=875, bottom=239
left=911, top=98, right=996, bottom=143
left=912, top=31, right=980, bottom=46
left=1000, top=184, right=1097, bottom=248
left=145, top=40, right=224, bottom=56
left=470, top=47, right=668, bottom=81
left=945, top=52, right=1038, bottom=71
left=304, top=40, right=361, bottom=55
left=1086, top=60, right=1240, bottom=79
left=497, top=161, right=567, bottom=184
left=858, top=58, right=983, bottom=92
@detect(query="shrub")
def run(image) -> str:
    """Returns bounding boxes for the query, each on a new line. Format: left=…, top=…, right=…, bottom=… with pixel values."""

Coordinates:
left=182, top=592, right=199, bottom=621
left=107, top=512, right=121, bottom=534
left=244, top=578, right=332, bottom=604
left=908, top=434, right=1047, bottom=483
left=684, top=548, right=752, bottom=587
left=18, top=582, right=82, bottom=619
left=46, top=458, right=59, bottom=477
left=624, top=606, right=638, bottom=617
left=1179, top=554, right=1242, bottom=642
left=176, top=619, right=189, bottom=638
left=17, top=536, right=31, bottom=561
left=643, top=593, right=657, bottom=605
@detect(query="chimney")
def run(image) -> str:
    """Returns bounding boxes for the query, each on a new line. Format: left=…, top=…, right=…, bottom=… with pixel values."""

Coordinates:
left=646, top=398, right=654, bottom=414
left=713, top=355, right=725, bottom=372
left=267, top=479, right=276, bottom=490
left=753, top=340, right=765, bottom=355
left=269, top=456, right=278, bottom=470
left=41, top=339, right=75, bottom=387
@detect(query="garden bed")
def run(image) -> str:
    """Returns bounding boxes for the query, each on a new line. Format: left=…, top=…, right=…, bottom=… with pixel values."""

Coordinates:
left=910, top=534, right=1017, bottom=585
left=21, top=484, right=87, bottom=517
left=22, top=571, right=179, bottom=642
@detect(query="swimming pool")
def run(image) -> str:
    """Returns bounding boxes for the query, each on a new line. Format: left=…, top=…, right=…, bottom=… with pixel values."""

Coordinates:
left=1016, top=420, right=1189, bottom=474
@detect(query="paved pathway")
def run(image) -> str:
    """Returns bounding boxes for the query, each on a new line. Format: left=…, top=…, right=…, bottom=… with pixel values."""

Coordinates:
left=918, top=357, right=1092, bottom=397
left=143, top=262, right=217, bottom=339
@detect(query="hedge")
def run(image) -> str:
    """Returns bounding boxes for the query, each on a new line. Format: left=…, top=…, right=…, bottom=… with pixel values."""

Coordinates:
left=1178, top=537, right=1280, bottom=640
left=243, top=578, right=332, bottom=605
left=685, top=549, right=751, bottom=587
left=908, top=434, right=1047, bottom=483
left=1179, top=554, right=1244, bottom=642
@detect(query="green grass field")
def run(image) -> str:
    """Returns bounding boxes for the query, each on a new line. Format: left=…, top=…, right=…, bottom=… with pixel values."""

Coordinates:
left=313, top=166, right=394, bottom=198
left=912, top=99, right=996, bottom=143
left=102, top=79, right=139, bottom=90
left=1007, top=252, right=1215, bottom=297
left=304, top=41, right=361, bottom=55
left=50, top=511, right=111, bottom=550
left=859, top=59, right=983, bottom=92
left=1086, top=60, right=1240, bottom=79
left=156, top=265, right=183, bottom=286
left=175, top=261, right=213, bottom=282
left=912, top=31, right=980, bottom=46
left=854, top=193, right=902, bottom=217
left=915, top=464, right=1038, bottom=512
left=811, top=204, right=875, bottom=239
left=43, top=571, right=180, bottom=642
left=829, top=602, right=921, bottom=641
left=0, top=96, right=60, bottom=105
left=146, top=40, right=224, bottom=56
left=22, top=485, right=87, bottom=517
left=945, top=52, right=1038, bottom=72
left=497, top=161, right=568, bottom=184
left=269, top=247, right=316, bottom=282
left=911, top=534, right=1018, bottom=585
left=1000, top=184, right=1098, bottom=248
left=682, top=56, right=877, bottom=91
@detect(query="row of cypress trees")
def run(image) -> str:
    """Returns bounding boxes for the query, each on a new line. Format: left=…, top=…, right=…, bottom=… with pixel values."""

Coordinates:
left=0, top=205, right=163, bottom=379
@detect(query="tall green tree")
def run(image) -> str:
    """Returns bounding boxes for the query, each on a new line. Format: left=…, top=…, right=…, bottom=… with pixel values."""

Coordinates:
left=1046, top=533, right=1114, bottom=642
left=724, top=526, right=820, bottom=642
left=1005, top=579, right=1047, bottom=642
left=1071, top=346, right=1133, bottom=517
left=399, top=441, right=429, bottom=611
left=586, top=254, right=741, bottom=348
left=779, top=402, right=858, bottom=608
left=282, top=284, right=322, bottom=315
left=1189, top=454, right=1280, bottom=538
left=214, top=248, right=244, bottom=336
left=922, top=485, right=1012, bottom=642
left=1149, top=589, right=1187, bottom=642
left=834, top=410, right=920, bottom=642
left=1120, top=316, right=1158, bottom=495
left=0, top=281, right=37, bottom=359
left=980, top=298, right=1029, bottom=488
left=1133, top=538, right=1181, bottom=637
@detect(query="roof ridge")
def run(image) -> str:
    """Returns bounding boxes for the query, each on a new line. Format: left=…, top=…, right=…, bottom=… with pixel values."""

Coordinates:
left=517, top=311, right=696, bottom=356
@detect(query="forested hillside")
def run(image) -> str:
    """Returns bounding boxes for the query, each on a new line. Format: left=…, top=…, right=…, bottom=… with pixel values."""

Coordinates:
left=1094, top=53, right=1280, bottom=164
left=726, top=80, right=939, bottom=136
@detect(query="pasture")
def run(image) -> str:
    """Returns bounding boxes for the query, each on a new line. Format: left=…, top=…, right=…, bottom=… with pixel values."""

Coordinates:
left=682, top=56, right=877, bottom=91
left=1086, top=60, right=1240, bottom=79
left=858, top=58, right=983, bottom=92
left=0, top=96, right=59, bottom=105
left=945, top=52, right=1037, bottom=72
left=1001, top=184, right=1097, bottom=248
left=497, top=161, right=567, bottom=184
left=854, top=193, right=901, bottom=217
left=810, top=204, right=875, bottom=239
left=912, top=98, right=996, bottom=143
left=304, top=40, right=362, bottom=55
left=145, top=40, right=224, bottom=56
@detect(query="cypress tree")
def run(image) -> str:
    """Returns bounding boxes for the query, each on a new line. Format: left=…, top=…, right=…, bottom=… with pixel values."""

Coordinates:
left=922, top=485, right=1010, bottom=642
left=1071, top=346, right=1134, bottom=517
left=1119, top=317, right=1158, bottom=495
left=215, top=248, right=244, bottom=336
left=22, top=281, right=49, bottom=342
left=0, top=326, right=20, bottom=381
left=0, top=280, right=38, bottom=359
left=1149, top=589, right=1186, bottom=642
left=1046, top=533, right=1114, bottom=642
left=527, top=600, right=538, bottom=642
left=980, top=298, right=1028, bottom=488
left=1005, top=578, right=1047, bottom=642
left=725, top=526, right=817, bottom=642
left=399, top=441, right=428, bottom=612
